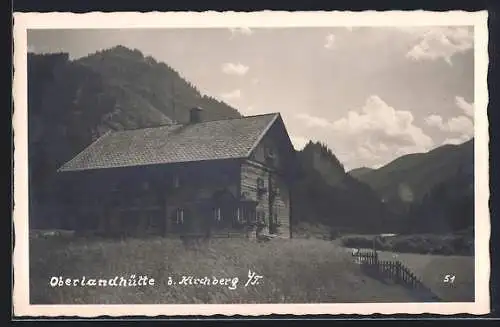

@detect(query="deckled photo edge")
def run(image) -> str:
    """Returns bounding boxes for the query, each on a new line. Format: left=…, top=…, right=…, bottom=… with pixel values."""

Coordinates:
left=12, top=10, right=490, bottom=317
left=472, top=10, right=491, bottom=315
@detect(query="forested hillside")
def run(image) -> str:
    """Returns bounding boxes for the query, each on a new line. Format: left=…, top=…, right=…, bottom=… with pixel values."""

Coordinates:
left=291, top=142, right=396, bottom=233
left=406, top=162, right=474, bottom=234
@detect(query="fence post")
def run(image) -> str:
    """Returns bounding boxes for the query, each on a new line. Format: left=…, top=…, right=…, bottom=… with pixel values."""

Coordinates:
left=396, top=261, right=401, bottom=283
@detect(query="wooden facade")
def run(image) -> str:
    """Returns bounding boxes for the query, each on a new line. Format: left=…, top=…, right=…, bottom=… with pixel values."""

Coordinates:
left=57, top=112, right=296, bottom=239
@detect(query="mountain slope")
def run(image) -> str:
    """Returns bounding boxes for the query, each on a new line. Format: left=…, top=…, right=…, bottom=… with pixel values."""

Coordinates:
left=349, top=139, right=474, bottom=232
left=406, top=166, right=474, bottom=233
left=28, top=48, right=242, bottom=174
left=348, top=167, right=375, bottom=179
left=350, top=140, right=473, bottom=205
left=76, top=46, right=241, bottom=124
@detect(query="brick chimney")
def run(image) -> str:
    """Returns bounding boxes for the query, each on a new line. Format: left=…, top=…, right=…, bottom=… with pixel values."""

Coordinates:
left=189, top=107, right=203, bottom=124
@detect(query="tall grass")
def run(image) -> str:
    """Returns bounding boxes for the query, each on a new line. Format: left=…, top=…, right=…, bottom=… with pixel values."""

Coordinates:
left=29, top=235, right=418, bottom=304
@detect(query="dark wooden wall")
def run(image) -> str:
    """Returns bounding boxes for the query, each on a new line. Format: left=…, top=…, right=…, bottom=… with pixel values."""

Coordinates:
left=243, top=119, right=293, bottom=238
left=60, top=160, right=243, bottom=237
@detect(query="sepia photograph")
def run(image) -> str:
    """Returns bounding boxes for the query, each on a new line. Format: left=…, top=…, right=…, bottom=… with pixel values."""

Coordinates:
left=12, top=11, right=490, bottom=316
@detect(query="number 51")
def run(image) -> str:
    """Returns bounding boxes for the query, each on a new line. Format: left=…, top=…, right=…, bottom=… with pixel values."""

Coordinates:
left=443, top=274, right=456, bottom=283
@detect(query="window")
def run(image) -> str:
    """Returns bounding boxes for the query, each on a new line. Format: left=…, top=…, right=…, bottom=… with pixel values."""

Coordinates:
left=173, top=175, right=180, bottom=188
left=248, top=209, right=257, bottom=223
left=214, top=207, right=221, bottom=222
left=265, top=147, right=276, bottom=159
left=273, top=213, right=279, bottom=224
left=257, top=211, right=266, bottom=224
left=257, top=178, right=265, bottom=189
left=265, top=147, right=276, bottom=165
left=176, top=208, right=184, bottom=224
left=236, top=207, right=242, bottom=223
left=256, top=178, right=266, bottom=199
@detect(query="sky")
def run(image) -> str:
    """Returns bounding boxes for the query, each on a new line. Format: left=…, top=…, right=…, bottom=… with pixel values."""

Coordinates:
left=28, top=26, right=474, bottom=170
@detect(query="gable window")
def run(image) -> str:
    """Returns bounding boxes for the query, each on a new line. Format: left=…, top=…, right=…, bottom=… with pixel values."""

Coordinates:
left=214, top=207, right=221, bottom=222
left=265, top=146, right=277, bottom=166
left=265, top=147, right=276, bottom=159
left=176, top=208, right=184, bottom=224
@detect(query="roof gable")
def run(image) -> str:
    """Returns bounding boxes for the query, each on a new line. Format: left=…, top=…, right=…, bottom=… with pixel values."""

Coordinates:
left=58, top=113, right=280, bottom=172
left=247, top=114, right=297, bottom=169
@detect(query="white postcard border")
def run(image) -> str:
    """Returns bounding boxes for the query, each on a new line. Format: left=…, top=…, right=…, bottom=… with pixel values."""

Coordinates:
left=13, top=10, right=490, bottom=317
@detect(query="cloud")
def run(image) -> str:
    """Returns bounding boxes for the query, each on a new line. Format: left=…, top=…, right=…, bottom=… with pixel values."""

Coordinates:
left=332, top=96, right=432, bottom=147
left=290, top=136, right=309, bottom=151
left=425, top=95, right=474, bottom=140
left=295, top=113, right=333, bottom=128
left=447, top=116, right=474, bottom=134
left=220, top=89, right=242, bottom=100
left=405, top=26, right=473, bottom=65
left=426, top=114, right=471, bottom=132
left=295, top=95, right=434, bottom=167
left=330, top=95, right=434, bottom=167
left=324, top=33, right=336, bottom=49
left=425, top=114, right=473, bottom=138
left=455, top=96, right=474, bottom=117
left=229, top=27, right=253, bottom=37
left=221, top=62, right=249, bottom=76
left=424, top=114, right=444, bottom=128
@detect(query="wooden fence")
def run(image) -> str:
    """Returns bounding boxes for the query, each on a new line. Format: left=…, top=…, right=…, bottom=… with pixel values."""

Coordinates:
left=354, top=250, right=441, bottom=302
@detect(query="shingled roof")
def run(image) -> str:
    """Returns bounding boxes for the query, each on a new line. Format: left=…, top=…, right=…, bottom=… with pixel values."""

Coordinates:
left=58, top=113, right=280, bottom=172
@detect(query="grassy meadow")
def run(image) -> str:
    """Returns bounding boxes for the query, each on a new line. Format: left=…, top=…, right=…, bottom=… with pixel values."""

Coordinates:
left=29, top=233, right=425, bottom=304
